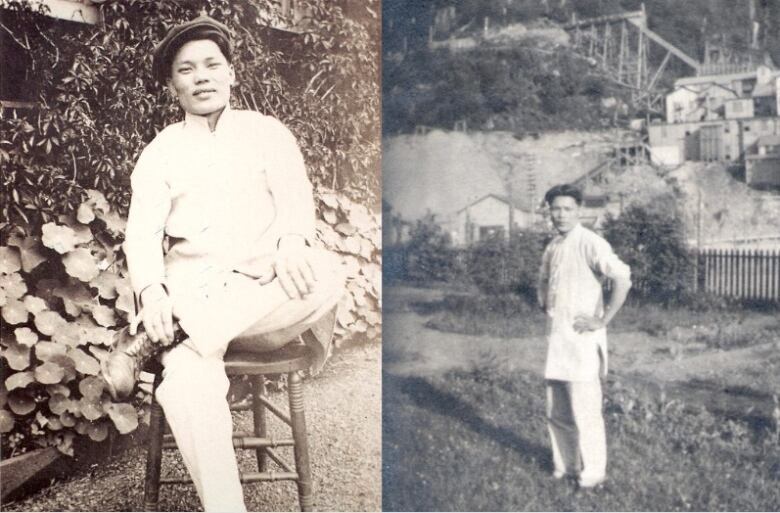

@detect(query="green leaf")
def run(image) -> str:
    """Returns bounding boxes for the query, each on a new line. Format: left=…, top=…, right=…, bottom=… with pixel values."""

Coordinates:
left=320, top=191, right=339, bottom=208
left=91, top=304, right=117, bottom=327
left=106, top=402, right=138, bottom=434
left=49, top=394, right=72, bottom=415
left=68, top=347, right=101, bottom=376
left=97, top=210, right=127, bottom=235
left=63, top=248, right=100, bottom=282
left=0, top=246, right=22, bottom=273
left=55, top=431, right=75, bottom=456
left=22, top=295, right=47, bottom=315
left=85, top=189, right=109, bottom=213
left=0, top=272, right=27, bottom=300
left=335, top=222, right=358, bottom=236
left=52, top=322, right=83, bottom=347
left=77, top=202, right=96, bottom=224
left=35, top=341, right=68, bottom=361
left=322, top=208, right=338, bottom=224
left=114, top=280, right=135, bottom=315
left=59, top=411, right=77, bottom=427
left=343, top=236, right=361, bottom=255
left=0, top=409, right=14, bottom=433
left=41, top=222, right=78, bottom=254
left=47, top=416, right=63, bottom=431
left=87, top=421, right=109, bottom=441
left=79, top=375, right=105, bottom=401
left=46, top=384, right=70, bottom=398
left=8, top=391, right=35, bottom=415
left=79, top=397, right=104, bottom=421
left=8, top=236, right=47, bottom=273
left=34, top=310, right=67, bottom=336
left=2, top=299, right=29, bottom=325
left=35, top=361, right=65, bottom=384
left=90, top=271, right=120, bottom=300
left=2, top=341, right=31, bottom=370
left=54, top=282, right=95, bottom=317
left=57, top=214, right=93, bottom=244
left=5, top=371, right=35, bottom=391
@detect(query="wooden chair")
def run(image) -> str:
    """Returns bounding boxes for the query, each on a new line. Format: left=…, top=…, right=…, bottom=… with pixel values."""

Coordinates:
left=142, top=331, right=323, bottom=512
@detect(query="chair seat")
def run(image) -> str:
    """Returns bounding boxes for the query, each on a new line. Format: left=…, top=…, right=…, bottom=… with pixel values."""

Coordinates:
left=224, top=343, right=314, bottom=375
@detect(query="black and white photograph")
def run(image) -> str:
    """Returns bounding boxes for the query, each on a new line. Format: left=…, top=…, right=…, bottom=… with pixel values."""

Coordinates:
left=383, top=0, right=780, bottom=511
left=1, top=0, right=380, bottom=511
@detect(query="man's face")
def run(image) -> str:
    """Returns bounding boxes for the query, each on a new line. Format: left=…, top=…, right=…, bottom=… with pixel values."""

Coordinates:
left=168, top=39, right=234, bottom=117
left=549, top=195, right=580, bottom=234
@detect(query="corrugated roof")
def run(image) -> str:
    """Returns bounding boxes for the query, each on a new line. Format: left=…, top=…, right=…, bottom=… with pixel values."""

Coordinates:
left=752, top=82, right=775, bottom=97
left=756, top=134, right=780, bottom=146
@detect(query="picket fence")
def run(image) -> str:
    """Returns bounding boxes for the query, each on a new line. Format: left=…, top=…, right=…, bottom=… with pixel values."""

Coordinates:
left=698, top=248, right=780, bottom=301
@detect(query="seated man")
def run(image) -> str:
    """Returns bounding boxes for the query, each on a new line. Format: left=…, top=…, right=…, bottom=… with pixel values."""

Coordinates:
left=101, top=15, right=344, bottom=512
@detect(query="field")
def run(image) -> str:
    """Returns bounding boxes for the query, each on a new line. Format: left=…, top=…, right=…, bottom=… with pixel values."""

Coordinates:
left=383, top=286, right=780, bottom=511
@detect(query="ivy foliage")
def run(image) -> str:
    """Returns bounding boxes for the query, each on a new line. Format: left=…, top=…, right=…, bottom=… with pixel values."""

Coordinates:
left=1, top=0, right=380, bottom=227
left=0, top=0, right=380, bottom=458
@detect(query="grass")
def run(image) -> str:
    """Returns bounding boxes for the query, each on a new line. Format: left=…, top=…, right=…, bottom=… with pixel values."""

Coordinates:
left=383, top=367, right=780, bottom=511
left=413, top=292, right=780, bottom=350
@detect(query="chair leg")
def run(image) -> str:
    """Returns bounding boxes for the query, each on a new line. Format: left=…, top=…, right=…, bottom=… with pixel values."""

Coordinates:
left=251, top=375, right=268, bottom=472
left=288, top=371, right=313, bottom=512
left=144, top=381, right=165, bottom=511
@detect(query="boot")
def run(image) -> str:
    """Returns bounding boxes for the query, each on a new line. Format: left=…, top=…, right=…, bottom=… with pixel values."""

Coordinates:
left=101, top=326, right=181, bottom=400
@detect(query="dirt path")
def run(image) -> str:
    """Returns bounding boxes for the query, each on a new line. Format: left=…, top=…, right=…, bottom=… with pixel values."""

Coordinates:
left=3, top=343, right=381, bottom=512
left=385, top=285, right=780, bottom=418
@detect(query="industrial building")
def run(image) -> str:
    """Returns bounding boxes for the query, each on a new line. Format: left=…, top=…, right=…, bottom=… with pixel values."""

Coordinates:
left=648, top=52, right=780, bottom=188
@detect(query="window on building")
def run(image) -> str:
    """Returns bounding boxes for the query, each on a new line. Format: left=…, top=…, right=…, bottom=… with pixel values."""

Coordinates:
left=745, top=125, right=751, bottom=132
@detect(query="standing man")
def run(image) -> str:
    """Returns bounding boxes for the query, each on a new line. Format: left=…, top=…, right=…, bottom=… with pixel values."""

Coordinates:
left=537, top=184, right=632, bottom=489
left=101, top=14, right=344, bottom=511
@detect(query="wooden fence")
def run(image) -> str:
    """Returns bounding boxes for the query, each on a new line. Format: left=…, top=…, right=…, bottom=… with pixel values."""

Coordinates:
left=698, top=248, right=780, bottom=301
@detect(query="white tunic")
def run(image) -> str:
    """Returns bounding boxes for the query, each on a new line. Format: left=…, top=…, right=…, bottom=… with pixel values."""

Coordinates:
left=538, top=223, right=631, bottom=382
left=124, top=106, right=317, bottom=353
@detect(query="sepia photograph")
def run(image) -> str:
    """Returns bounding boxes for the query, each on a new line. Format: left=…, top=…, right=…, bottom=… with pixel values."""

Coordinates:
left=383, top=0, right=780, bottom=511
left=0, top=0, right=380, bottom=511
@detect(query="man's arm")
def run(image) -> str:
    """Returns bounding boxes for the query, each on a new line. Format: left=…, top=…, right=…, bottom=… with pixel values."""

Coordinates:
left=124, top=148, right=175, bottom=344
left=573, top=275, right=631, bottom=332
left=263, top=117, right=318, bottom=300
left=573, top=234, right=632, bottom=333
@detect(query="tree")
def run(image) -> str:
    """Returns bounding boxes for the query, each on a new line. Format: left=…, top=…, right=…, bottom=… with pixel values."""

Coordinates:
left=602, top=200, right=694, bottom=303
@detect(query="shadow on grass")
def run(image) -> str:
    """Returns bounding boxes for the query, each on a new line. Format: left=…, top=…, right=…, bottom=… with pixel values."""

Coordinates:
left=386, top=372, right=550, bottom=468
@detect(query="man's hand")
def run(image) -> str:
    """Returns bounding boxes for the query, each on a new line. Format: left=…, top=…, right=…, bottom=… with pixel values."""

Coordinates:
left=573, top=314, right=605, bottom=333
left=274, top=235, right=317, bottom=300
left=135, top=283, right=175, bottom=345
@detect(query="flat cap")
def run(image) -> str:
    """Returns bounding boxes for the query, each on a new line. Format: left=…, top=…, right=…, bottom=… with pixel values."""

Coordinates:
left=152, top=14, right=232, bottom=85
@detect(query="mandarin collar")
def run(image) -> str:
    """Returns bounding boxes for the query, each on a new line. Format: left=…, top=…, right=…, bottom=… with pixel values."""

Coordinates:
left=183, top=103, right=232, bottom=134
left=555, top=222, right=582, bottom=243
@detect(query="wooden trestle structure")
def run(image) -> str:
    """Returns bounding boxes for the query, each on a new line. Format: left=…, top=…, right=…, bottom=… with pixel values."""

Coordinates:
left=563, top=4, right=701, bottom=113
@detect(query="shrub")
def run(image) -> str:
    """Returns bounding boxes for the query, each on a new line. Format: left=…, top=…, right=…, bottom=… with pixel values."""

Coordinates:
left=0, top=0, right=380, bottom=458
left=602, top=201, right=694, bottom=304
left=0, top=0, right=379, bottom=227
left=404, top=216, right=459, bottom=284
left=1, top=188, right=380, bottom=459
left=467, top=231, right=550, bottom=300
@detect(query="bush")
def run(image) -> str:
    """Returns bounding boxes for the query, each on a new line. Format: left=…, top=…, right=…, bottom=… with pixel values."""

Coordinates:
left=0, top=0, right=380, bottom=458
left=467, top=231, right=550, bottom=300
left=602, top=201, right=694, bottom=304
left=1, top=0, right=379, bottom=227
left=404, top=216, right=459, bottom=284
left=1, top=188, right=380, bottom=459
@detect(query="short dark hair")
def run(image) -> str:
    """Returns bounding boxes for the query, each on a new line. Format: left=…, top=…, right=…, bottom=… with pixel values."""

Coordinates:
left=544, top=184, right=582, bottom=206
left=162, top=27, right=232, bottom=81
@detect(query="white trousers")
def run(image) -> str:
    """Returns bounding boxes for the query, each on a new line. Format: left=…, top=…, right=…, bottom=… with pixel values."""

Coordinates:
left=156, top=256, right=344, bottom=512
left=545, top=379, right=607, bottom=480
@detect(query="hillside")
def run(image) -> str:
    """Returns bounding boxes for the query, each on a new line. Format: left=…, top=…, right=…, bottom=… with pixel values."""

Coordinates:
left=384, top=0, right=780, bottom=134
left=384, top=130, right=780, bottom=245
